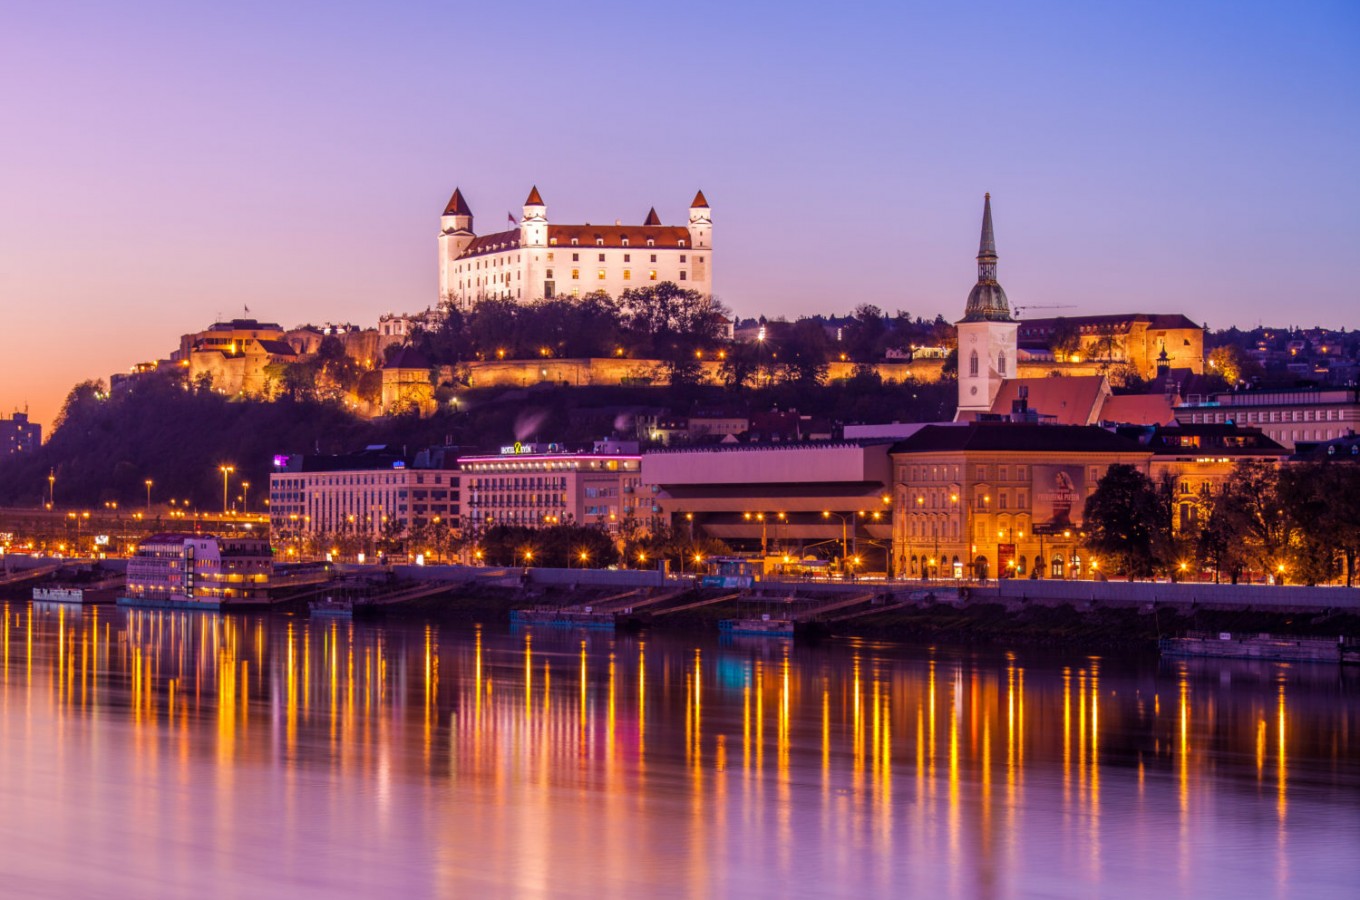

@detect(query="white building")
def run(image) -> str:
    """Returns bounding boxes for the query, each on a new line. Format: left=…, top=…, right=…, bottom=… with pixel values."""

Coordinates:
left=269, top=448, right=460, bottom=545
left=461, top=440, right=643, bottom=534
left=438, top=186, right=712, bottom=309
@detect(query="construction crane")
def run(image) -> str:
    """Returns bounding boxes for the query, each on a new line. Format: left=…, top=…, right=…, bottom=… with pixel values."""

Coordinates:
left=1011, top=304, right=1076, bottom=318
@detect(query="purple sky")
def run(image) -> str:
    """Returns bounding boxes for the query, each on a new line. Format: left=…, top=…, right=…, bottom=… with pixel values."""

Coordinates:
left=2, top=1, right=1357, bottom=428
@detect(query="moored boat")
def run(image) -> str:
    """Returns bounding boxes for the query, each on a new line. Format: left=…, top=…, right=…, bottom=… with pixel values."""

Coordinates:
left=1161, top=631, right=1359, bottom=664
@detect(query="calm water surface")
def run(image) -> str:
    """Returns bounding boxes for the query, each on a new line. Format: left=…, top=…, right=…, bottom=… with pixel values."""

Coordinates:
left=0, top=603, right=1356, bottom=898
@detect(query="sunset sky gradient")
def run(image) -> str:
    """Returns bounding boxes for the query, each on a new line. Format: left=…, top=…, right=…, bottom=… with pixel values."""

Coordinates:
left=2, top=0, right=1357, bottom=427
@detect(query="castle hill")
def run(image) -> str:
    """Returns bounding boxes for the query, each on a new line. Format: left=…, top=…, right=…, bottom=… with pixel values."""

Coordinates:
left=2, top=5, right=1357, bottom=895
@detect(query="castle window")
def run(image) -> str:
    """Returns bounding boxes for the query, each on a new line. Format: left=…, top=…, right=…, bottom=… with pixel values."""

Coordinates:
left=571, top=238, right=579, bottom=246
left=679, top=271, right=687, bottom=280
left=572, top=253, right=579, bottom=262
left=623, top=254, right=630, bottom=263
left=571, top=269, right=579, bottom=279
left=647, top=239, right=655, bottom=247
left=623, top=269, right=631, bottom=280
left=547, top=252, right=554, bottom=261
left=598, top=253, right=605, bottom=262
left=650, top=254, right=657, bottom=263
left=969, top=351, right=979, bottom=377
left=678, top=239, right=686, bottom=247
left=680, top=255, right=687, bottom=263
left=546, top=269, right=554, bottom=279
left=549, top=238, right=557, bottom=246
left=621, top=237, right=629, bottom=246
left=597, top=269, right=606, bottom=280
left=649, top=270, right=658, bottom=281
left=572, top=288, right=580, bottom=297
left=596, top=237, right=604, bottom=246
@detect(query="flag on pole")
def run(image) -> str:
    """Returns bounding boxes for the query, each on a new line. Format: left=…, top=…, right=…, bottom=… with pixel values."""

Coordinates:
left=508, top=212, right=517, bottom=226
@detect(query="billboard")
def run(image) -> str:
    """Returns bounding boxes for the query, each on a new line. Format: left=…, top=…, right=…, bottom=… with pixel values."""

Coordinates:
left=1032, top=464, right=1085, bottom=531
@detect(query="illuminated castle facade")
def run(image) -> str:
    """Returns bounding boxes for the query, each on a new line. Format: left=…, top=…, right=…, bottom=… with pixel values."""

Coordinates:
left=437, top=186, right=712, bottom=309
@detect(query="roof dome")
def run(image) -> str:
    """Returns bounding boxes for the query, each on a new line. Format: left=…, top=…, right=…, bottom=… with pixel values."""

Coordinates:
left=965, top=282, right=1011, bottom=321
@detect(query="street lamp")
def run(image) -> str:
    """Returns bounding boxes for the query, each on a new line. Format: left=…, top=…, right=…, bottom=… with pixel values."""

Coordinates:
left=242, top=481, right=250, bottom=515
left=48, top=468, right=55, bottom=509
left=144, top=479, right=153, bottom=513
left=219, top=465, right=235, bottom=514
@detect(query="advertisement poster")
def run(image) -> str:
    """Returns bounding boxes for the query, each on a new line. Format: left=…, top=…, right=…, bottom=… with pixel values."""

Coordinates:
left=1032, top=465, right=1085, bottom=530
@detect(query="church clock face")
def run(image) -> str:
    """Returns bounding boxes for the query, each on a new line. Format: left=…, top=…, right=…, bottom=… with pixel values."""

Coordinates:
left=968, top=335, right=978, bottom=344
left=970, top=386, right=978, bottom=396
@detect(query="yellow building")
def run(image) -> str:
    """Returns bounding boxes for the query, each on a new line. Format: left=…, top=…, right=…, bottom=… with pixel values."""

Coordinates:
left=891, top=423, right=1151, bottom=580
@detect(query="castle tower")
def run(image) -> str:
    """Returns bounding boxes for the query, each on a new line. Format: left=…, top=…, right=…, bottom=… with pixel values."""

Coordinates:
left=687, top=190, right=711, bottom=250
left=956, top=193, right=1018, bottom=416
left=438, top=187, right=476, bottom=303
left=520, top=185, right=547, bottom=247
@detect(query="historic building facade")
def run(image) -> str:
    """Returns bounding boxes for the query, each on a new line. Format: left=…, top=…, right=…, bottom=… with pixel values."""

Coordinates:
left=891, top=423, right=1152, bottom=581
left=438, top=186, right=712, bottom=309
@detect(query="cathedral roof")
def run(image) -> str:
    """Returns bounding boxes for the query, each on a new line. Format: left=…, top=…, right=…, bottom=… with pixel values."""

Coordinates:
left=690, top=190, right=709, bottom=208
left=443, top=187, right=472, bottom=217
left=644, top=207, right=662, bottom=226
left=525, top=185, right=544, bottom=206
left=961, top=193, right=1013, bottom=323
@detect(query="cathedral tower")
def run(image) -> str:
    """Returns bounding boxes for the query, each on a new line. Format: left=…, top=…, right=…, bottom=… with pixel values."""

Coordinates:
left=956, top=193, right=1018, bottom=416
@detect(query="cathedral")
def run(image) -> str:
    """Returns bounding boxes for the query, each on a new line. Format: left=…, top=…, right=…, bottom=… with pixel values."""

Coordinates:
left=956, top=193, right=1018, bottom=417
left=438, top=186, right=712, bottom=309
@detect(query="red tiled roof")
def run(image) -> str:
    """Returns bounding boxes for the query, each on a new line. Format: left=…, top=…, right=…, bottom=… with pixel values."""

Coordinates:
left=525, top=185, right=544, bottom=206
left=1018, top=313, right=1201, bottom=340
left=985, top=376, right=1112, bottom=426
left=1099, top=393, right=1176, bottom=426
left=454, top=224, right=692, bottom=259
left=691, top=190, right=709, bottom=208
left=443, top=187, right=472, bottom=217
left=643, top=207, right=661, bottom=226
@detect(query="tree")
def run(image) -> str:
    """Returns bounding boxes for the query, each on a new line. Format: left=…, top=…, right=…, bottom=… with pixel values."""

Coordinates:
left=1280, top=459, right=1360, bottom=586
left=1082, top=464, right=1172, bottom=578
left=1048, top=319, right=1081, bottom=362
left=1213, top=459, right=1294, bottom=583
left=777, top=319, right=831, bottom=386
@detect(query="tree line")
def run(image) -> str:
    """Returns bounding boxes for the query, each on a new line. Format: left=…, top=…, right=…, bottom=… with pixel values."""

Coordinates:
left=1083, top=458, right=1360, bottom=586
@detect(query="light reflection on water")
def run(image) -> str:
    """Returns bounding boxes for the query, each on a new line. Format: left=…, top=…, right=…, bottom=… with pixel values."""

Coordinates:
left=1, top=603, right=1357, bottom=898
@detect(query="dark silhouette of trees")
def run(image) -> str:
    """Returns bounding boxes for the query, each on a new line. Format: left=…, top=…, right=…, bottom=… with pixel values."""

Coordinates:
left=1082, top=465, right=1173, bottom=578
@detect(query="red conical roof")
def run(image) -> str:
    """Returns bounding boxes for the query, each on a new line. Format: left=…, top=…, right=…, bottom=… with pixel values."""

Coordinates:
left=690, top=190, right=709, bottom=208
left=525, top=185, right=544, bottom=206
left=643, top=207, right=661, bottom=226
left=443, top=187, right=472, bottom=217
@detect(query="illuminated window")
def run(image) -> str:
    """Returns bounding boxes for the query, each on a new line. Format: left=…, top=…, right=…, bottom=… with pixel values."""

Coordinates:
left=549, top=238, right=557, bottom=246
left=623, top=269, right=631, bottom=280
left=649, top=270, right=658, bottom=281
left=597, top=269, right=606, bottom=280
left=571, top=269, right=579, bottom=279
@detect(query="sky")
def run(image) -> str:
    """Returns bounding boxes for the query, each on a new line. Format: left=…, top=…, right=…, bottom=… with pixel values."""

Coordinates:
left=2, top=0, right=1358, bottom=429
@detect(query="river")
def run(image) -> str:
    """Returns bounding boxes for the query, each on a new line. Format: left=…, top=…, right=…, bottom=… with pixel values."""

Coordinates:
left=1, top=603, right=1356, bottom=898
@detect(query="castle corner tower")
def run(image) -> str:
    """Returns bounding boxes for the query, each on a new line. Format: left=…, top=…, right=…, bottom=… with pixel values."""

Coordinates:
left=438, top=187, right=476, bottom=304
left=955, top=193, right=1018, bottom=417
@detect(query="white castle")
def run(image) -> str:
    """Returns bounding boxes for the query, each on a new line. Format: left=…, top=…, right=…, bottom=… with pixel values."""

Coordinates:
left=437, top=186, right=713, bottom=309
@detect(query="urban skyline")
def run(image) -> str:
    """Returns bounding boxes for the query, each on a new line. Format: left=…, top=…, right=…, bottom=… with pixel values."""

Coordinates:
left=3, top=1, right=1358, bottom=427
